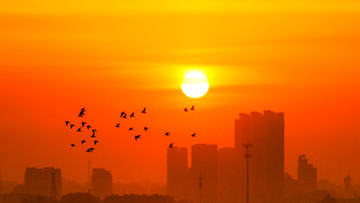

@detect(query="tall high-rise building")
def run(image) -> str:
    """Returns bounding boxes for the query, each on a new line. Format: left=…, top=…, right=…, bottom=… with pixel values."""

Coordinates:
left=92, top=168, right=112, bottom=199
left=297, top=155, right=317, bottom=193
left=218, top=147, right=241, bottom=203
left=235, top=111, right=285, bottom=202
left=191, top=144, right=218, bottom=203
left=21, top=167, right=62, bottom=200
left=167, top=147, right=189, bottom=200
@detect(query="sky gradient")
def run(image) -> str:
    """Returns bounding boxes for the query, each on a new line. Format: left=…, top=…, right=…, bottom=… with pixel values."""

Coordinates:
left=1, top=0, right=360, bottom=185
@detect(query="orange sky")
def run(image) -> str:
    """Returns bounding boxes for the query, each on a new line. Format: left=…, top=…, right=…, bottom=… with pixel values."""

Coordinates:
left=0, top=0, right=360, bottom=185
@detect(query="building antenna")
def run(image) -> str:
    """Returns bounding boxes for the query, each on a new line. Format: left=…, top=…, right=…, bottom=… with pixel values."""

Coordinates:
left=243, top=143, right=253, bottom=203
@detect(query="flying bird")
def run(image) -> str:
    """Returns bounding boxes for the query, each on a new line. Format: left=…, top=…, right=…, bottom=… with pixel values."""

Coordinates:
left=81, top=140, right=86, bottom=144
left=129, top=127, right=134, bottom=131
left=92, top=129, right=96, bottom=133
left=191, top=133, right=196, bottom=137
left=81, top=122, right=87, bottom=127
left=120, top=112, right=125, bottom=117
left=70, top=124, right=75, bottom=129
left=169, top=143, right=174, bottom=148
left=65, top=121, right=70, bottom=126
left=71, top=144, right=76, bottom=147
left=86, top=125, right=91, bottom=130
left=78, top=111, right=85, bottom=117
left=77, top=127, right=82, bottom=132
left=191, top=105, right=195, bottom=111
left=141, top=107, right=146, bottom=114
left=144, top=127, right=148, bottom=131
left=130, top=112, right=135, bottom=117
left=91, top=133, right=96, bottom=138
left=115, top=123, right=120, bottom=128
left=165, top=132, right=170, bottom=136
left=123, top=114, right=127, bottom=119
left=94, top=140, right=99, bottom=145
left=184, top=108, right=188, bottom=112
left=80, top=108, right=86, bottom=112
left=86, top=148, right=95, bottom=152
left=135, top=135, right=141, bottom=140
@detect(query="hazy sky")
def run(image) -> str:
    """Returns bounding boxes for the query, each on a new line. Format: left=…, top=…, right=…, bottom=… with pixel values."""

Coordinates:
left=1, top=0, right=360, bottom=185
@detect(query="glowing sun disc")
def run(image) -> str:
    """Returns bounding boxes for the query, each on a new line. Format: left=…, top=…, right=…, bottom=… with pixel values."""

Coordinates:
left=181, top=71, right=209, bottom=98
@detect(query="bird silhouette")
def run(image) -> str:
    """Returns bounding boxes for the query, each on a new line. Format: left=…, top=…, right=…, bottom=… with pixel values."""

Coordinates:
left=135, top=135, right=141, bottom=140
left=129, top=127, right=134, bottom=131
left=165, top=132, right=170, bottom=136
left=142, top=107, right=146, bottom=114
left=120, top=112, right=125, bottom=117
left=130, top=112, right=135, bottom=117
left=94, top=140, right=99, bottom=145
left=184, top=108, right=188, bottom=112
left=123, top=114, right=127, bottom=119
left=81, top=108, right=86, bottom=112
left=86, top=148, right=95, bottom=152
left=78, top=112, right=85, bottom=117
left=191, top=133, right=196, bottom=137
left=70, top=124, right=75, bottom=129
left=92, top=129, right=96, bottom=133
left=81, top=140, right=86, bottom=144
left=86, top=125, right=91, bottom=130
left=71, top=144, right=76, bottom=147
left=191, top=105, right=195, bottom=110
left=65, top=121, right=70, bottom=126
left=144, top=127, right=149, bottom=131
left=169, top=143, right=174, bottom=148
left=115, top=123, right=120, bottom=128
left=77, top=127, right=82, bottom=132
left=81, top=122, right=87, bottom=127
left=91, top=133, right=96, bottom=138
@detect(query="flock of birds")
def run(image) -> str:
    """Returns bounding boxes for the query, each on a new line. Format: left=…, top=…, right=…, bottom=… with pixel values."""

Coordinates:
left=65, top=106, right=197, bottom=152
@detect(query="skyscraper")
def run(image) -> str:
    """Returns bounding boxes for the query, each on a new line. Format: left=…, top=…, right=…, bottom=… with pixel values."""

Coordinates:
left=297, top=155, right=317, bottom=193
left=92, top=168, right=112, bottom=199
left=235, top=111, right=285, bottom=202
left=191, top=144, right=218, bottom=203
left=22, top=167, right=62, bottom=200
left=167, top=147, right=189, bottom=200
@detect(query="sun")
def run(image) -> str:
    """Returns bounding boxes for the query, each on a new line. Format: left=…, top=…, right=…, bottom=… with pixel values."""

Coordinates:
left=181, top=71, right=209, bottom=98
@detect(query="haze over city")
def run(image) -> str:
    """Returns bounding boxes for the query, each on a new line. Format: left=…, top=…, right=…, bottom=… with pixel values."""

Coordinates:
left=1, top=0, right=360, bottom=202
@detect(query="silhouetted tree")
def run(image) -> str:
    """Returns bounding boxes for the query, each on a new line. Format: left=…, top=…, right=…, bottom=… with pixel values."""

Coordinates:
left=60, top=193, right=100, bottom=203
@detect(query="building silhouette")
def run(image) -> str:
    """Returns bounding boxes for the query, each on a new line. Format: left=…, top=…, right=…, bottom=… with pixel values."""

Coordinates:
left=297, top=155, right=317, bottom=193
left=167, top=147, right=190, bottom=201
left=92, top=168, right=113, bottom=199
left=344, top=171, right=353, bottom=198
left=235, top=111, right=285, bottom=202
left=12, top=167, right=62, bottom=200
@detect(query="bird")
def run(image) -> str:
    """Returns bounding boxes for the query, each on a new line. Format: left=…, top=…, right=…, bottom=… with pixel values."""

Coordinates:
left=91, top=133, right=96, bottom=138
left=78, top=111, right=85, bottom=117
left=65, top=121, right=70, bottom=126
left=71, top=144, right=76, bottom=147
left=165, top=132, right=170, bottom=136
left=77, top=127, right=82, bottom=132
left=94, top=140, right=99, bottom=145
left=184, top=108, right=188, bottom=112
left=135, top=135, right=141, bottom=140
left=81, top=122, right=87, bottom=127
left=123, top=114, right=127, bottom=119
left=70, top=124, right=75, bottom=129
left=81, top=140, right=86, bottom=144
left=129, top=127, right=134, bottom=131
left=141, top=107, right=146, bottom=114
left=115, top=123, right=120, bottom=128
left=92, top=129, right=96, bottom=133
left=191, top=133, right=196, bottom=137
left=169, top=143, right=174, bottom=148
left=80, top=108, right=86, bottom=112
left=144, top=127, right=148, bottom=131
left=191, top=105, right=195, bottom=111
left=86, top=125, right=91, bottom=130
left=86, top=148, right=95, bottom=152
left=130, top=112, right=135, bottom=117
left=120, top=112, right=125, bottom=117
